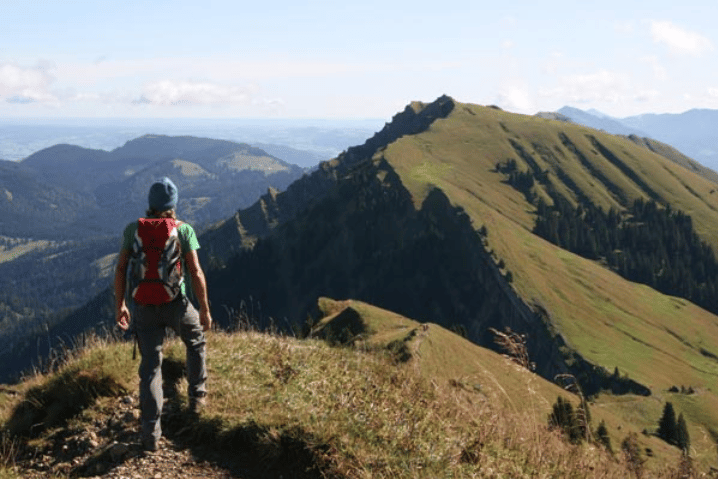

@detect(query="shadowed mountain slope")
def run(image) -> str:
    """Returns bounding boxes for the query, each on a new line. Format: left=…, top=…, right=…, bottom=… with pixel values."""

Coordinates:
left=0, top=160, right=98, bottom=238
left=200, top=95, right=456, bottom=259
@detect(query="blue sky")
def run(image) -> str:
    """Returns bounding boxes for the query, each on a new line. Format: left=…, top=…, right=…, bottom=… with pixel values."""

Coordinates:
left=2, top=0, right=717, bottom=120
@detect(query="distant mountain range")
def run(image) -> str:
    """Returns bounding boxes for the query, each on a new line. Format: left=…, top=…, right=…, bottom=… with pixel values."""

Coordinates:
left=0, top=119, right=383, bottom=164
left=2, top=135, right=306, bottom=239
left=546, top=106, right=718, bottom=171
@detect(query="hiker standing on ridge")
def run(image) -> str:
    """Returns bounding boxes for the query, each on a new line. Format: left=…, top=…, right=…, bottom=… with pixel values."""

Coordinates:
left=113, top=177, right=213, bottom=452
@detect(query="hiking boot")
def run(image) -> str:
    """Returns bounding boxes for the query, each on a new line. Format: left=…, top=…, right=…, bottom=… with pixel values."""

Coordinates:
left=188, top=394, right=207, bottom=414
left=142, top=437, right=159, bottom=452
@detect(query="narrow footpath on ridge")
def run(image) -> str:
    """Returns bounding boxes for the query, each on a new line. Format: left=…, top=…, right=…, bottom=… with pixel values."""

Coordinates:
left=15, top=392, right=238, bottom=479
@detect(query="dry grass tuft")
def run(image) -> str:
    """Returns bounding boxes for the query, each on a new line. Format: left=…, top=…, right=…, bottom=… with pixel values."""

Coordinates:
left=490, top=326, right=535, bottom=371
left=3, top=334, right=132, bottom=439
left=6, top=367, right=127, bottom=439
left=0, top=432, right=18, bottom=471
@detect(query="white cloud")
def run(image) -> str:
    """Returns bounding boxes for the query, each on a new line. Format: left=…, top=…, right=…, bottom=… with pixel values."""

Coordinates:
left=650, top=20, right=714, bottom=56
left=709, top=88, right=718, bottom=98
left=0, top=62, right=57, bottom=103
left=136, top=80, right=259, bottom=106
left=497, top=85, right=534, bottom=113
left=542, top=69, right=627, bottom=104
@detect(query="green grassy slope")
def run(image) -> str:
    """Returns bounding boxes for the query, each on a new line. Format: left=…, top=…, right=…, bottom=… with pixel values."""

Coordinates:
left=311, top=297, right=572, bottom=411
left=623, top=134, right=718, bottom=185
left=378, top=100, right=718, bottom=467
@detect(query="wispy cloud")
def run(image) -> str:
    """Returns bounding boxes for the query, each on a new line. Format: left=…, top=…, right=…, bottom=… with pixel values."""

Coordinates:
left=135, top=80, right=259, bottom=106
left=650, top=20, right=714, bottom=56
left=542, top=69, right=627, bottom=104
left=0, top=62, right=57, bottom=103
left=642, top=56, right=668, bottom=81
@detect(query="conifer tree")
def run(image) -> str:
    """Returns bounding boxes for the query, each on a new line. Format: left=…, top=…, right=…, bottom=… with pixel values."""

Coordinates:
left=596, top=420, right=613, bottom=453
left=548, top=396, right=583, bottom=444
left=657, top=402, right=678, bottom=445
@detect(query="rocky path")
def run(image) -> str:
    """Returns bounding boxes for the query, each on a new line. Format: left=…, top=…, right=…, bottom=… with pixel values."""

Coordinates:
left=15, top=394, right=239, bottom=479
left=92, top=438, right=233, bottom=479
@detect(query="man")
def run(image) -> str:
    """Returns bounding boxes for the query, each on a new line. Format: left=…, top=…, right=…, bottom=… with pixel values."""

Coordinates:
left=114, top=177, right=212, bottom=452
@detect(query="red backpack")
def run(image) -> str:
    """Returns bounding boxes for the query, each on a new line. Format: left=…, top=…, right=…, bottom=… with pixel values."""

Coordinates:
left=129, top=218, right=184, bottom=305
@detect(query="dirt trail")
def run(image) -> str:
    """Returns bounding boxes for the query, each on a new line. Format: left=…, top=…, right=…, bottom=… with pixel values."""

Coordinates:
left=15, top=393, right=239, bottom=479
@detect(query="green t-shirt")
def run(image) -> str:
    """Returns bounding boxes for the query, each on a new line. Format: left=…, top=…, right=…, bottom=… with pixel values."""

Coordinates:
left=121, top=220, right=200, bottom=298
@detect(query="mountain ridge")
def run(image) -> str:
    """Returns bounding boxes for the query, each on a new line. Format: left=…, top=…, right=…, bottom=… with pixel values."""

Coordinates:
left=189, top=97, right=718, bottom=466
left=199, top=95, right=457, bottom=261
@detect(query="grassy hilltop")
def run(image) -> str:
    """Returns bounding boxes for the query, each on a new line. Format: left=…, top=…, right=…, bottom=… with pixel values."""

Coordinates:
left=380, top=100, right=718, bottom=469
left=381, top=100, right=718, bottom=458
left=0, top=301, right=699, bottom=477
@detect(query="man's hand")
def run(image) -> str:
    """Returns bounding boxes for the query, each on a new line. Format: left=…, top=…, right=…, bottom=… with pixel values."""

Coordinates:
left=114, top=249, right=131, bottom=331
left=116, top=304, right=131, bottom=331
left=199, top=307, right=213, bottom=332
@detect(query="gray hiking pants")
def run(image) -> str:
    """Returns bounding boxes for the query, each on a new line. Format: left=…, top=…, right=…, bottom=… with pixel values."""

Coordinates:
left=135, top=295, right=207, bottom=445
